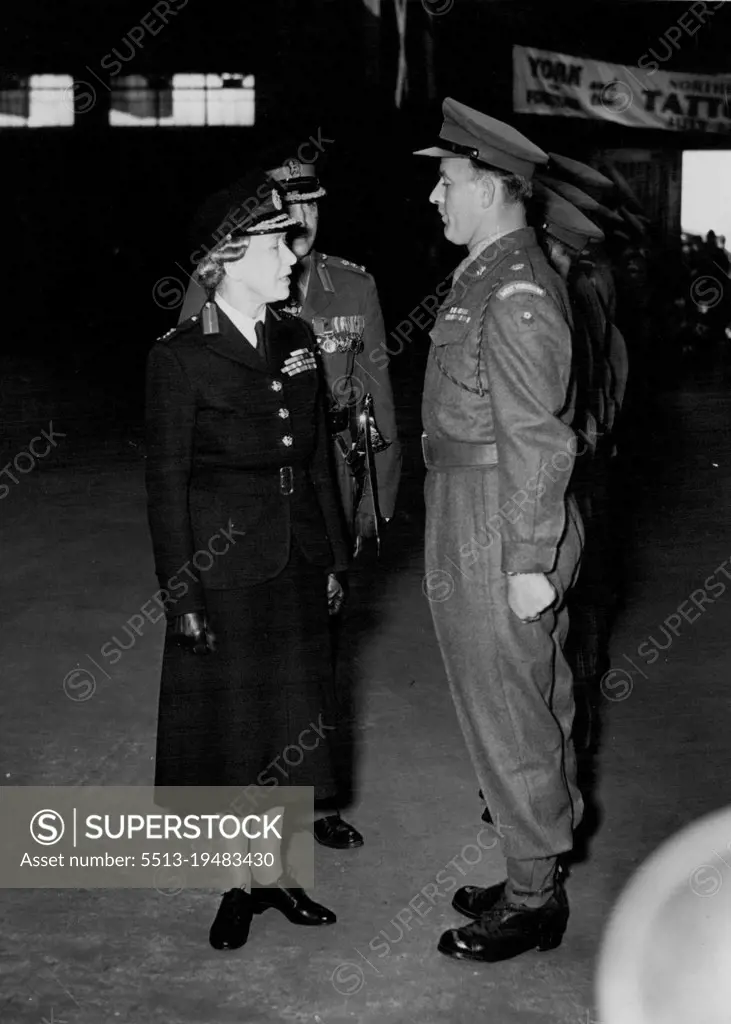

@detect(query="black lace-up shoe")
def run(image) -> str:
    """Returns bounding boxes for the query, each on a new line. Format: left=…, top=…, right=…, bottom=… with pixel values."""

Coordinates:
left=438, top=884, right=569, bottom=963
left=251, top=880, right=336, bottom=925
left=209, top=888, right=253, bottom=950
left=452, top=880, right=507, bottom=920
left=313, top=814, right=364, bottom=849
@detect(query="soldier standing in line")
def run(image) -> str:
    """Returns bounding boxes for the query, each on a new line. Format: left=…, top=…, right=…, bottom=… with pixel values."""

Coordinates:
left=415, top=98, right=584, bottom=963
left=532, top=183, right=615, bottom=751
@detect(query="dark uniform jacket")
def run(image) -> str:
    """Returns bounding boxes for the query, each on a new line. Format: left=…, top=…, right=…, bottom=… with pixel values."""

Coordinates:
left=422, top=226, right=575, bottom=575
left=299, top=251, right=401, bottom=520
left=179, top=253, right=401, bottom=521
left=569, top=267, right=608, bottom=440
left=145, top=307, right=349, bottom=615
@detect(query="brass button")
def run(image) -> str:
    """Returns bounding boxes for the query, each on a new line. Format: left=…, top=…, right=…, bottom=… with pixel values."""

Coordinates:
left=270, top=380, right=283, bottom=392
left=282, top=435, right=294, bottom=447
left=278, top=407, right=290, bottom=419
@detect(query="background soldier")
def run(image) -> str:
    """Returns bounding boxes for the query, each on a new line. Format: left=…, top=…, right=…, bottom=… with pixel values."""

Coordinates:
left=416, top=98, right=584, bottom=964
left=269, top=157, right=401, bottom=553
left=532, top=183, right=615, bottom=752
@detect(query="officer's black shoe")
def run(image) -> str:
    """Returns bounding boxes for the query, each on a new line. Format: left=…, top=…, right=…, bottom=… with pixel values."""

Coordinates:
left=437, top=886, right=569, bottom=963
left=452, top=880, right=506, bottom=920
left=209, top=888, right=253, bottom=950
left=313, top=813, right=364, bottom=849
left=251, top=879, right=336, bottom=925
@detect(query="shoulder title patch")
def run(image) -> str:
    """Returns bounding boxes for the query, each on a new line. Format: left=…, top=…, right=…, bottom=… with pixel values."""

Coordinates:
left=496, top=281, right=546, bottom=300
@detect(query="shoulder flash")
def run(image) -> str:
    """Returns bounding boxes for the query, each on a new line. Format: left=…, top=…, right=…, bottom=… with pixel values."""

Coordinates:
left=495, top=281, right=546, bottom=300
left=156, top=314, right=199, bottom=343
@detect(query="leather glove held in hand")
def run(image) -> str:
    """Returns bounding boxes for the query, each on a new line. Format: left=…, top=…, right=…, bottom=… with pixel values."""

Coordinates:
left=169, top=612, right=217, bottom=655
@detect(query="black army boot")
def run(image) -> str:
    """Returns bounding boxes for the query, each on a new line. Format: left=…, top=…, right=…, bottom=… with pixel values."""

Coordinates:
left=438, top=879, right=569, bottom=963
left=452, top=879, right=506, bottom=919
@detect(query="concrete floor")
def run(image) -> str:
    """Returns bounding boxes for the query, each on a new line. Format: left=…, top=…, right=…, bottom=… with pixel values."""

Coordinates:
left=2, top=357, right=731, bottom=1024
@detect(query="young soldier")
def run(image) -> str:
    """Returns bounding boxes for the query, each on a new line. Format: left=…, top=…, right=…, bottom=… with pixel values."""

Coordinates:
left=416, top=98, right=583, bottom=963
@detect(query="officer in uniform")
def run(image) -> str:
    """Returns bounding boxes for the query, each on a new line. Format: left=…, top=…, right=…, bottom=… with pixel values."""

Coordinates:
left=179, top=158, right=401, bottom=554
left=146, top=171, right=347, bottom=950
left=416, top=98, right=584, bottom=963
left=178, top=156, right=400, bottom=851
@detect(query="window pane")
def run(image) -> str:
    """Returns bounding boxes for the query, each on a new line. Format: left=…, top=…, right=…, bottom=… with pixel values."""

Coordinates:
left=173, top=87, right=206, bottom=125
left=105, top=73, right=255, bottom=126
left=19, top=75, right=74, bottom=127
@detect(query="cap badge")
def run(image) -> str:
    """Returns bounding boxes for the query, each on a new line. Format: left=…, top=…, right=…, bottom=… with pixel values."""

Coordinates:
left=271, top=189, right=282, bottom=211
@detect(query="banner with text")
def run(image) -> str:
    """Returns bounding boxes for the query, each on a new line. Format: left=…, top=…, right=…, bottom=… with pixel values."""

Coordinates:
left=513, top=44, right=731, bottom=135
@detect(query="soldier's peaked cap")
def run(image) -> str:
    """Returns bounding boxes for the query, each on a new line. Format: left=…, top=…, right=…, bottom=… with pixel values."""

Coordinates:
left=266, top=154, right=327, bottom=203
left=414, top=97, right=548, bottom=179
left=537, top=175, right=624, bottom=226
left=546, top=153, right=615, bottom=200
left=534, top=182, right=604, bottom=250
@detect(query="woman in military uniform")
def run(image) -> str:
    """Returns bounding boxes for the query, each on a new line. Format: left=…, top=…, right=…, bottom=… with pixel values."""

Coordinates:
left=145, top=171, right=349, bottom=950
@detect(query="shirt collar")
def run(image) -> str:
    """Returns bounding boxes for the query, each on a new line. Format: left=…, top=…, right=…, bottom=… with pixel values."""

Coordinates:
left=214, top=294, right=265, bottom=348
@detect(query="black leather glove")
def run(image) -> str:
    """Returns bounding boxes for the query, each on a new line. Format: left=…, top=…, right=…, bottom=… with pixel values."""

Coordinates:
left=169, top=611, right=217, bottom=655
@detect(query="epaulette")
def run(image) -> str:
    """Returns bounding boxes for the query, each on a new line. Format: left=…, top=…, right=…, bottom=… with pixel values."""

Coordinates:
left=320, top=253, right=369, bottom=275
left=156, top=314, right=199, bottom=343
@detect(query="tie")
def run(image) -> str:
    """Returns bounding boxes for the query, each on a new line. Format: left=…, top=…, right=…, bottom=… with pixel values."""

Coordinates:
left=254, top=320, right=268, bottom=365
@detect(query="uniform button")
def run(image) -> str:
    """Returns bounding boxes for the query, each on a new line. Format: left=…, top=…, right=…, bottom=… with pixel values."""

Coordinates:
left=270, top=380, right=283, bottom=392
left=282, top=435, right=294, bottom=447
left=278, top=407, right=290, bottom=419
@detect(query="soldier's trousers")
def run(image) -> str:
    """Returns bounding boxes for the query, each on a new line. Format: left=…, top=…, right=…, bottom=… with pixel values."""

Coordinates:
left=424, top=465, right=584, bottom=906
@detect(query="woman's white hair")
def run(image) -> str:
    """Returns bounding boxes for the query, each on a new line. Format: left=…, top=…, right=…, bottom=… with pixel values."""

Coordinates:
left=197, top=236, right=251, bottom=293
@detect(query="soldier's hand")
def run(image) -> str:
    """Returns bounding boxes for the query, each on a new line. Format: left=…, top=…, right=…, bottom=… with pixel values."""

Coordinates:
left=355, top=511, right=377, bottom=540
left=327, top=573, right=346, bottom=616
left=169, top=611, right=217, bottom=654
left=506, top=573, right=556, bottom=622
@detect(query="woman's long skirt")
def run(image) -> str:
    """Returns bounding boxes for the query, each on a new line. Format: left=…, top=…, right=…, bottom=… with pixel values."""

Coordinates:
left=154, top=544, right=339, bottom=806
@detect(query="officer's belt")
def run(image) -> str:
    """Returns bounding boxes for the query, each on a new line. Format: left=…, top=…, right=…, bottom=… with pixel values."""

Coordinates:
left=192, top=464, right=301, bottom=495
left=421, top=433, right=498, bottom=469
